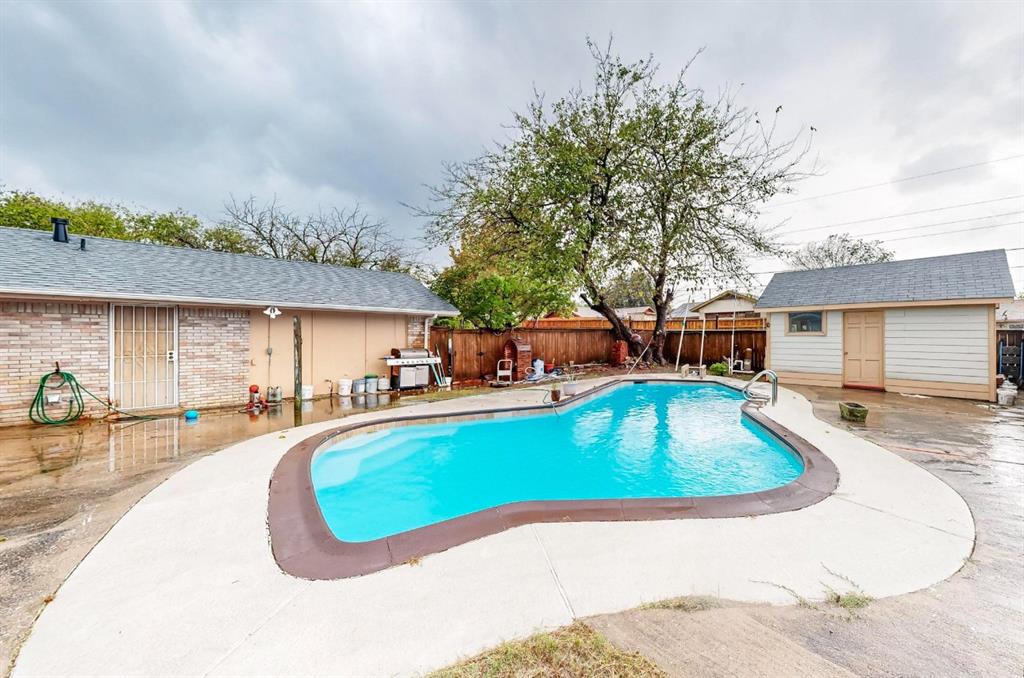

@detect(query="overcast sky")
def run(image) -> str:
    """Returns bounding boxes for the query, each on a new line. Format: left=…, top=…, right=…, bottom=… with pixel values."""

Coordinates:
left=2, top=1, right=1022, bottom=294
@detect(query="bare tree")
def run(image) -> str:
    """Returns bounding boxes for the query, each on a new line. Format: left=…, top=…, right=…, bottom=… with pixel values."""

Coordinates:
left=222, top=196, right=422, bottom=274
left=789, top=233, right=894, bottom=270
left=223, top=195, right=298, bottom=259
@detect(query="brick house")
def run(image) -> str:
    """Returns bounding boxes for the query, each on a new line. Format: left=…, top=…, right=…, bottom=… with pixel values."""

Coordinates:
left=0, top=225, right=457, bottom=426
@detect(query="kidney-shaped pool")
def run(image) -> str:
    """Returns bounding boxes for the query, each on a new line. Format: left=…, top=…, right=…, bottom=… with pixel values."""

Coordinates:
left=311, top=382, right=804, bottom=543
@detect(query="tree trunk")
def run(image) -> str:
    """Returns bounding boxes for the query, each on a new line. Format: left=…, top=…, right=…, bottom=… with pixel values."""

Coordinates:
left=649, top=288, right=674, bottom=365
left=589, top=299, right=645, bottom=358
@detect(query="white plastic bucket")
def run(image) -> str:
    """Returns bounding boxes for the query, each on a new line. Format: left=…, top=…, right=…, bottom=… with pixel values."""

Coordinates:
left=300, top=384, right=314, bottom=400
left=365, top=377, right=378, bottom=394
left=377, top=376, right=390, bottom=392
left=338, top=378, right=353, bottom=396
left=353, top=378, right=366, bottom=394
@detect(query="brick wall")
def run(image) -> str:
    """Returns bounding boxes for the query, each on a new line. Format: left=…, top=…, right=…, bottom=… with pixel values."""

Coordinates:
left=177, top=307, right=251, bottom=409
left=0, top=301, right=109, bottom=426
left=406, top=315, right=430, bottom=349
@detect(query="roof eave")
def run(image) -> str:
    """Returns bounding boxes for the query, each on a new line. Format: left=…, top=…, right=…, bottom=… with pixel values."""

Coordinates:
left=0, top=287, right=460, bottom=317
left=691, top=290, right=758, bottom=311
left=755, top=297, right=1011, bottom=312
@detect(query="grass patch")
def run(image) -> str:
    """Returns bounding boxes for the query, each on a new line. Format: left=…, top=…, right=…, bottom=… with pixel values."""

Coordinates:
left=824, top=590, right=872, bottom=611
left=753, top=580, right=815, bottom=609
left=430, top=621, right=665, bottom=678
left=640, top=595, right=721, bottom=613
left=821, top=564, right=872, bottom=615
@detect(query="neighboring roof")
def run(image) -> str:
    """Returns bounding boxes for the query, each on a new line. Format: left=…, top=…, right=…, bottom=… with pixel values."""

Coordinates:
left=756, top=249, right=1015, bottom=310
left=691, top=290, right=759, bottom=311
left=616, top=305, right=656, bottom=316
left=669, top=302, right=699, bottom=319
left=570, top=306, right=605, bottom=318
left=563, top=305, right=655, bottom=319
left=0, top=227, right=459, bottom=316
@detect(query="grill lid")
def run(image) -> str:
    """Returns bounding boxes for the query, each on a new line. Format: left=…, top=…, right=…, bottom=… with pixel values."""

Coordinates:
left=391, top=348, right=431, bottom=359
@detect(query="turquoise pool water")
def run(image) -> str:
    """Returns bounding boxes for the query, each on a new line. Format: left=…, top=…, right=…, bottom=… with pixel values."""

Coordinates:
left=311, top=382, right=803, bottom=542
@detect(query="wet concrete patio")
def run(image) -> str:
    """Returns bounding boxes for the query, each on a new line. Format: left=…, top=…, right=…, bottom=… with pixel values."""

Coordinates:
left=2, top=379, right=1021, bottom=676
left=0, top=393, right=416, bottom=674
left=591, top=385, right=1024, bottom=677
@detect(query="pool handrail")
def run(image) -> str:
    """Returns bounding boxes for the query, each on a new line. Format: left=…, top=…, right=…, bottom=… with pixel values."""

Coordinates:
left=742, top=369, right=778, bottom=406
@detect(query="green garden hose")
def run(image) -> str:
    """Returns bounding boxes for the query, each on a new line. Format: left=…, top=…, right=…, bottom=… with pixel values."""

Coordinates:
left=29, top=369, right=86, bottom=424
left=29, top=364, right=154, bottom=425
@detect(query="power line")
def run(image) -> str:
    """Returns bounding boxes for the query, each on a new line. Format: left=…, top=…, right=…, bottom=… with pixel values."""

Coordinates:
left=771, top=194, right=1023, bottom=236
left=775, top=210, right=1022, bottom=243
left=748, top=223, right=1024, bottom=263
left=768, top=154, right=1024, bottom=208
left=881, top=220, right=1022, bottom=242
left=750, top=223, right=1023, bottom=276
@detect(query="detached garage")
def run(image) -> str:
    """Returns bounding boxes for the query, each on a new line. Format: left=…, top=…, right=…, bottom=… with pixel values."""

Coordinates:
left=756, top=250, right=1016, bottom=402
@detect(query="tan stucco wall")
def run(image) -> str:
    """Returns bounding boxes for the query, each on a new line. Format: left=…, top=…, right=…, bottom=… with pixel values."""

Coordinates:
left=248, top=310, right=418, bottom=397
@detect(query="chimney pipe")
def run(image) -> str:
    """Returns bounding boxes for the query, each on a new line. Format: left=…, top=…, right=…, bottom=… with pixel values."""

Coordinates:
left=51, top=217, right=69, bottom=243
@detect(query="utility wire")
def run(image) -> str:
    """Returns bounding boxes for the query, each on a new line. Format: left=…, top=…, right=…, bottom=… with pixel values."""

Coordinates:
left=768, top=154, right=1024, bottom=207
left=773, top=210, right=1023, bottom=243
left=771, top=194, right=1023, bottom=236
left=750, top=217, right=1024, bottom=260
left=750, top=222, right=1023, bottom=276
left=880, top=220, right=1023, bottom=243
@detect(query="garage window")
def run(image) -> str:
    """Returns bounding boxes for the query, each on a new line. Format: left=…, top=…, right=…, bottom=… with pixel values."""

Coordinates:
left=787, top=311, right=825, bottom=334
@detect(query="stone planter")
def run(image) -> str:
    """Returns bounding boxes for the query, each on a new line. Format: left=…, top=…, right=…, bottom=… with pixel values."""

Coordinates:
left=563, top=382, right=579, bottom=397
left=839, top=401, right=868, bottom=423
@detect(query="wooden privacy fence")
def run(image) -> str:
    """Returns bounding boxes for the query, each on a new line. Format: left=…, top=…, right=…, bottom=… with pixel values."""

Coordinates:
left=528, top=317, right=766, bottom=331
left=429, top=327, right=765, bottom=383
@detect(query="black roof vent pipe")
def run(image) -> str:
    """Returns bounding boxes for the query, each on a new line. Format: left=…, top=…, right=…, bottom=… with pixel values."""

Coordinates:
left=51, top=217, right=69, bottom=243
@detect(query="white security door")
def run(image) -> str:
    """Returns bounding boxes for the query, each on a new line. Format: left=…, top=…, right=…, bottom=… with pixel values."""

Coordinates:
left=110, top=305, right=178, bottom=409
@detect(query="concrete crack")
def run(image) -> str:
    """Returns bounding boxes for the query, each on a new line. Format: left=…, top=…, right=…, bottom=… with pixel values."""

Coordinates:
left=531, top=525, right=577, bottom=619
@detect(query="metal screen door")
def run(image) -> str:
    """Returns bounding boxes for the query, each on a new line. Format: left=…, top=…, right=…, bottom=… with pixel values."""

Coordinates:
left=110, top=305, right=178, bottom=409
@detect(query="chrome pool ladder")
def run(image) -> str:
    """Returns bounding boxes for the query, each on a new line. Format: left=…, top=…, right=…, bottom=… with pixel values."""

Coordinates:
left=742, top=369, right=778, bottom=406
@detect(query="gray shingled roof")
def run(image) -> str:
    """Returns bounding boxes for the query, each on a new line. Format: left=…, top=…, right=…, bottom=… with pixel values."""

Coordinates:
left=756, top=249, right=1015, bottom=309
left=0, top=227, right=459, bottom=315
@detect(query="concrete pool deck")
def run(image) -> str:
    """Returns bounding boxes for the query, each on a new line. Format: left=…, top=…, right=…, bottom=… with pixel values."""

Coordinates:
left=12, top=376, right=975, bottom=677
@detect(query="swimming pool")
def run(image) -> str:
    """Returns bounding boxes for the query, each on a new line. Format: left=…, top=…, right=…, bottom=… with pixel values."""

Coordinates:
left=311, top=382, right=804, bottom=543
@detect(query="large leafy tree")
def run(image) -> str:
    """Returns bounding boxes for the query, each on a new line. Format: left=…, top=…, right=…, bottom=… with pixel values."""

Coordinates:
left=0, top=188, right=421, bottom=274
left=601, top=269, right=655, bottom=308
left=419, top=39, right=810, bottom=362
left=0, top=188, right=133, bottom=239
left=419, top=41, right=654, bottom=355
left=789, top=233, right=894, bottom=270
left=431, top=232, right=573, bottom=329
left=0, top=188, right=257, bottom=253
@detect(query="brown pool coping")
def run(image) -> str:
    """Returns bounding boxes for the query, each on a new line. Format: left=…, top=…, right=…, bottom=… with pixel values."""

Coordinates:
left=267, top=378, right=840, bottom=580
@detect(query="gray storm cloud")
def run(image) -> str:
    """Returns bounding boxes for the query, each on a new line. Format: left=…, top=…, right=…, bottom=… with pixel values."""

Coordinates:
left=1, top=1, right=1021, bottom=278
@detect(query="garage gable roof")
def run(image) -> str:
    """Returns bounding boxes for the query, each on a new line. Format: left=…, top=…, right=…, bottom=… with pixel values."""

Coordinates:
left=0, top=227, right=459, bottom=315
left=756, top=249, right=1015, bottom=310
